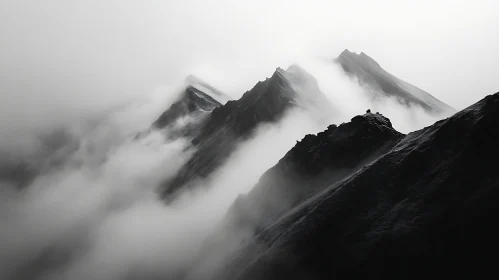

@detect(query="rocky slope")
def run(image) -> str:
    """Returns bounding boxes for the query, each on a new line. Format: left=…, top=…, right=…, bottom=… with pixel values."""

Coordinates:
left=160, top=65, right=332, bottom=200
left=336, top=49, right=455, bottom=114
left=205, top=92, right=499, bottom=280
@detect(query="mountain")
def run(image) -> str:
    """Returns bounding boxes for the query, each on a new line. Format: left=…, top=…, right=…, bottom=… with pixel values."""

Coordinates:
left=336, top=49, right=455, bottom=114
left=149, top=75, right=231, bottom=139
left=160, top=65, right=332, bottom=200
left=153, top=75, right=231, bottom=129
left=201, top=92, right=499, bottom=280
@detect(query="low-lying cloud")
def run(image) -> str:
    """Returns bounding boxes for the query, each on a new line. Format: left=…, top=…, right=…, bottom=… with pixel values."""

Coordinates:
left=297, top=58, right=452, bottom=133
left=0, top=88, right=192, bottom=279
left=0, top=98, right=324, bottom=280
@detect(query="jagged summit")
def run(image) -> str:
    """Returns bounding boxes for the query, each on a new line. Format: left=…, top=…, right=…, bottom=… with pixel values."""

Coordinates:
left=235, top=67, right=295, bottom=105
left=339, top=49, right=381, bottom=68
left=292, top=110, right=398, bottom=153
left=194, top=66, right=331, bottom=144
left=160, top=66, right=332, bottom=200
left=228, top=110, right=404, bottom=225
left=184, top=74, right=231, bottom=105
left=152, top=76, right=231, bottom=131
left=336, top=49, right=455, bottom=114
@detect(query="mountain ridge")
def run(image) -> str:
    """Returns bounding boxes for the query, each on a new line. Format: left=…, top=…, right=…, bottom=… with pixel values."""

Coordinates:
left=155, top=49, right=456, bottom=201
left=336, top=49, right=455, bottom=114
left=160, top=66, right=332, bottom=200
left=152, top=76, right=231, bottom=131
left=196, top=91, right=499, bottom=280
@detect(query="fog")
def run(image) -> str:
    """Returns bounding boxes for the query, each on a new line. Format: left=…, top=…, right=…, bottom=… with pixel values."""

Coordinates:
left=298, top=58, right=451, bottom=133
left=0, top=89, right=190, bottom=278
left=1, top=1, right=497, bottom=279
left=0, top=59, right=450, bottom=279
left=0, top=90, right=323, bottom=279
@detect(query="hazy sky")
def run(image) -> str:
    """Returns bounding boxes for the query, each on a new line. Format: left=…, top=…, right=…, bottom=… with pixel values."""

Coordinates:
left=1, top=0, right=498, bottom=130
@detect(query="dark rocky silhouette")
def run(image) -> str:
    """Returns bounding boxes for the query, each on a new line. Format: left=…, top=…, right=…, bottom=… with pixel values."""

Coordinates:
left=336, top=49, right=455, bottom=114
left=160, top=66, right=331, bottom=200
left=158, top=48, right=455, bottom=200
left=204, top=92, right=499, bottom=280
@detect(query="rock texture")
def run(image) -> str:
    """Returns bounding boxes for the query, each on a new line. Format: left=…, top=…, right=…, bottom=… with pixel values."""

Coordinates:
left=208, top=92, right=499, bottom=280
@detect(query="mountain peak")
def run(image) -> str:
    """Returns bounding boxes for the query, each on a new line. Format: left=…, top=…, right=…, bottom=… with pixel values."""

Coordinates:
left=339, top=48, right=353, bottom=57
left=291, top=111, right=399, bottom=159
left=335, top=49, right=454, bottom=114
left=183, top=75, right=231, bottom=105
left=351, top=110, right=394, bottom=129
left=338, top=49, right=380, bottom=68
left=151, top=76, right=230, bottom=131
left=160, top=65, right=331, bottom=200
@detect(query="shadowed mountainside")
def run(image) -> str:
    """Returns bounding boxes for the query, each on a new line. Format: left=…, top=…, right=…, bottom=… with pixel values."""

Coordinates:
left=155, top=49, right=456, bottom=200
left=160, top=65, right=331, bottom=200
left=203, top=92, right=499, bottom=280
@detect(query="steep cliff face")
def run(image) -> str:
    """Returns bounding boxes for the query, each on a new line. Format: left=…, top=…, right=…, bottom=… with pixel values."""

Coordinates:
left=160, top=66, right=332, bottom=200
left=209, top=92, right=499, bottom=280
left=336, top=49, right=455, bottom=114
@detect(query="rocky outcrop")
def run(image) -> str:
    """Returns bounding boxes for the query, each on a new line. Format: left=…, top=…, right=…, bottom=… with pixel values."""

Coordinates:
left=210, top=92, right=499, bottom=280
left=227, top=111, right=404, bottom=232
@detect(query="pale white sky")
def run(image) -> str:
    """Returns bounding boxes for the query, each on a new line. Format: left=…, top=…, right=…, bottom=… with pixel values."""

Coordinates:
left=1, top=0, right=498, bottom=130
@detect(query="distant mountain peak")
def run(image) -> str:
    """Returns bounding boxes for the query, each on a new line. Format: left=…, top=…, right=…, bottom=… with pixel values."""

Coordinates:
left=286, top=64, right=318, bottom=83
left=151, top=76, right=231, bottom=131
left=184, top=74, right=231, bottom=105
left=339, top=48, right=352, bottom=56
left=338, top=49, right=381, bottom=68
left=335, top=49, right=454, bottom=114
